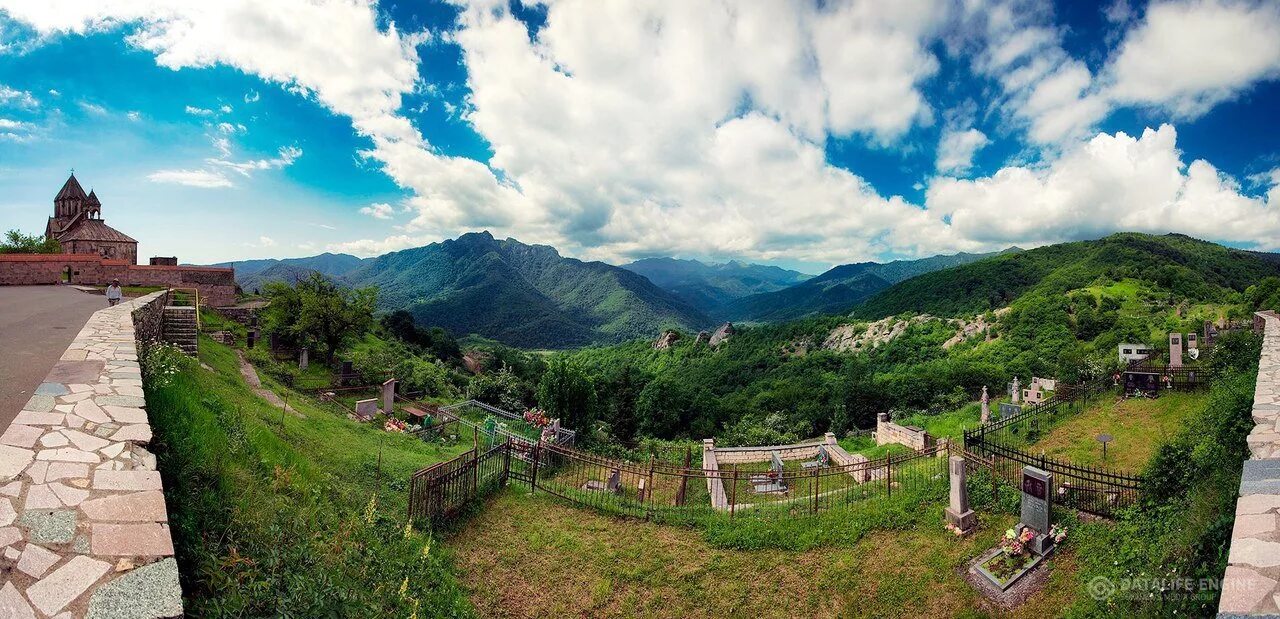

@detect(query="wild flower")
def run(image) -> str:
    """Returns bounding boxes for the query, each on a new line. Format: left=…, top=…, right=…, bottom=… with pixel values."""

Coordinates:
left=363, top=495, right=377, bottom=524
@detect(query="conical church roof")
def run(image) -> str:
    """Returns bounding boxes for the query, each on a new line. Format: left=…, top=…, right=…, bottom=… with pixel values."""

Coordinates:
left=85, top=189, right=101, bottom=205
left=55, top=174, right=87, bottom=202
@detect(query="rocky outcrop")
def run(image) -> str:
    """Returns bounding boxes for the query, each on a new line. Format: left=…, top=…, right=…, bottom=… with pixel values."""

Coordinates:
left=824, top=308, right=1008, bottom=353
left=694, top=331, right=710, bottom=345
left=653, top=330, right=681, bottom=350
left=709, top=323, right=734, bottom=347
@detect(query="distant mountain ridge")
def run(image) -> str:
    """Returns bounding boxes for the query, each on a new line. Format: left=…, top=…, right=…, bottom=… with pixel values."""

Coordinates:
left=722, top=248, right=1019, bottom=322
left=339, top=232, right=712, bottom=348
left=214, top=252, right=366, bottom=293
left=620, top=257, right=812, bottom=314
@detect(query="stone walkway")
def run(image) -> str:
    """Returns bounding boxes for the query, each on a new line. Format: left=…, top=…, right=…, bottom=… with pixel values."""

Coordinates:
left=1219, top=310, right=1280, bottom=617
left=235, top=351, right=303, bottom=418
left=0, top=291, right=181, bottom=618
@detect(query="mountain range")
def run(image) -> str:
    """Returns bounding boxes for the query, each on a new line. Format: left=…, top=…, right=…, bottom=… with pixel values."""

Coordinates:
left=720, top=249, right=1019, bottom=322
left=619, top=257, right=812, bottom=315
left=216, top=237, right=1010, bottom=342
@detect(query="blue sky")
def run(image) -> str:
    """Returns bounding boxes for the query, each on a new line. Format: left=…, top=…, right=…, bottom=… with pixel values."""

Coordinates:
left=1, top=1, right=1278, bottom=273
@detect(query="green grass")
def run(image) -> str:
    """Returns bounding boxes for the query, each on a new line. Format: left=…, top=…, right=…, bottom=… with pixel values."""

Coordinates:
left=448, top=488, right=1081, bottom=618
left=1028, top=391, right=1207, bottom=470
left=146, top=334, right=477, bottom=616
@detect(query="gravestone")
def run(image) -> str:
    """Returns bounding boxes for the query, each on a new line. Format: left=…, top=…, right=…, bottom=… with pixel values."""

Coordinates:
left=997, top=402, right=1021, bottom=420
left=381, top=378, right=396, bottom=414
left=1018, top=466, right=1054, bottom=555
left=246, top=329, right=256, bottom=349
left=340, top=360, right=355, bottom=385
left=355, top=398, right=378, bottom=420
left=945, top=456, right=976, bottom=533
left=1010, top=376, right=1021, bottom=404
left=1169, top=332, right=1183, bottom=368
left=980, top=385, right=990, bottom=424
left=298, top=348, right=308, bottom=371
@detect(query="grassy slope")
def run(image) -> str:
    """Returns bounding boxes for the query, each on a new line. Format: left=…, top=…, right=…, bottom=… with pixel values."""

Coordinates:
left=147, top=333, right=475, bottom=616
left=1029, top=392, right=1207, bottom=470
left=450, top=490, right=1079, bottom=619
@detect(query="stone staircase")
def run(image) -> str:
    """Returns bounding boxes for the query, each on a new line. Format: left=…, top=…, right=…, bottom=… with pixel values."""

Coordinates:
left=162, top=306, right=198, bottom=355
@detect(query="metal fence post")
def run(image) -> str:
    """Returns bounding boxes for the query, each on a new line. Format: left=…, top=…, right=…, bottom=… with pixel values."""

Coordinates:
left=530, top=442, right=541, bottom=494
left=730, top=469, right=738, bottom=518
left=811, top=468, right=819, bottom=514
left=886, top=456, right=892, bottom=499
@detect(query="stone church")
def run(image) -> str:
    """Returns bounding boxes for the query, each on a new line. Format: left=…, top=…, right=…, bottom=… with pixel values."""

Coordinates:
left=44, top=173, right=138, bottom=264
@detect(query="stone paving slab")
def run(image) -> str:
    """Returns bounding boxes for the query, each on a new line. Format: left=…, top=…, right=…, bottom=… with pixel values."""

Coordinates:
left=0, top=292, right=181, bottom=618
left=1220, top=311, right=1280, bottom=617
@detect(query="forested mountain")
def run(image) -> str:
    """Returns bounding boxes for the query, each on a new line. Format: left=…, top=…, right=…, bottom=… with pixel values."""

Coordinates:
left=341, top=232, right=712, bottom=348
left=554, top=233, right=1280, bottom=444
left=215, top=252, right=366, bottom=293
left=722, top=248, right=1015, bottom=322
left=853, top=233, right=1278, bottom=319
left=620, top=257, right=811, bottom=314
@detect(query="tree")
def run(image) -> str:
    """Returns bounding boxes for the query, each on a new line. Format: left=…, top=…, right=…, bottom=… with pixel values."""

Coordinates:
left=0, top=229, right=60, bottom=254
left=262, top=273, right=376, bottom=363
left=536, top=356, right=596, bottom=430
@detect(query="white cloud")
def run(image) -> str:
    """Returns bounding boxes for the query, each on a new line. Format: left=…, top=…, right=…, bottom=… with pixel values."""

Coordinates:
left=77, top=101, right=107, bottom=115
left=0, top=118, right=27, bottom=129
left=208, top=145, right=301, bottom=176
left=184, top=105, right=214, bottom=117
left=1103, top=0, right=1280, bottom=117
left=147, top=168, right=233, bottom=188
left=126, top=110, right=141, bottom=121
left=244, top=89, right=260, bottom=103
left=0, top=84, right=37, bottom=109
left=327, top=234, right=426, bottom=257
left=258, top=235, right=275, bottom=247
left=923, top=124, right=1280, bottom=250
left=219, top=104, right=232, bottom=113
left=359, top=202, right=394, bottom=219
left=936, top=127, right=990, bottom=174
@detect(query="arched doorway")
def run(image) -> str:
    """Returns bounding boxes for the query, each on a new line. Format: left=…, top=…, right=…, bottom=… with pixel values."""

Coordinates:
left=62, top=265, right=72, bottom=284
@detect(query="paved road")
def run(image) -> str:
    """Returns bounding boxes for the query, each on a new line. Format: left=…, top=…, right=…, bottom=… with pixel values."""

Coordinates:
left=0, top=285, right=103, bottom=428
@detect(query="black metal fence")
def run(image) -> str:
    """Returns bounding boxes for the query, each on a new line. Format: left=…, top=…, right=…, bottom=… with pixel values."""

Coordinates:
left=407, top=439, right=511, bottom=524
left=963, top=374, right=1149, bottom=518
left=407, top=439, right=948, bottom=526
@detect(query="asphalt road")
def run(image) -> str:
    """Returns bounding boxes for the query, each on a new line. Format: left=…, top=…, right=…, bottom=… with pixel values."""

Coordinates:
left=0, top=285, right=103, bottom=429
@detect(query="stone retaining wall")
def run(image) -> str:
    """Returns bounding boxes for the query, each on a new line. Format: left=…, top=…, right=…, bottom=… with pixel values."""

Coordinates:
left=0, top=291, right=182, bottom=618
left=0, top=254, right=235, bottom=306
left=1218, top=310, right=1280, bottom=617
left=875, top=413, right=936, bottom=451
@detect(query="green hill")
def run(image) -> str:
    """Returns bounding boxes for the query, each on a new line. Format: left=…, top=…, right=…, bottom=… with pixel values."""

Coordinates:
left=854, top=233, right=1279, bottom=319
left=723, top=249, right=1014, bottom=322
left=342, top=232, right=712, bottom=348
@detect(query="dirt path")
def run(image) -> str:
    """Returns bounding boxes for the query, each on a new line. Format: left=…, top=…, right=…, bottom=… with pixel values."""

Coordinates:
left=236, top=350, right=305, bottom=418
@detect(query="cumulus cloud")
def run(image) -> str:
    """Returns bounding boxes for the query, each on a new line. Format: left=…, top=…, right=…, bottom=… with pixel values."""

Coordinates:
left=924, top=124, right=1280, bottom=250
left=244, top=89, right=260, bottom=103
left=327, top=234, right=427, bottom=257
left=936, top=127, right=990, bottom=174
left=77, top=101, right=107, bottom=115
left=7, top=0, right=1280, bottom=265
left=1103, top=0, right=1280, bottom=117
left=147, top=168, right=233, bottom=188
left=359, top=202, right=395, bottom=219
left=184, top=105, right=214, bottom=117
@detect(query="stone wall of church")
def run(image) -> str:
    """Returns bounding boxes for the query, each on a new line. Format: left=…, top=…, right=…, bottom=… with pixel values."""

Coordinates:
left=64, top=240, right=138, bottom=265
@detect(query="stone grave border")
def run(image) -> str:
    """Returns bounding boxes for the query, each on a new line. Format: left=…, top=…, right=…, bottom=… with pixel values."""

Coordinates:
left=0, top=290, right=182, bottom=618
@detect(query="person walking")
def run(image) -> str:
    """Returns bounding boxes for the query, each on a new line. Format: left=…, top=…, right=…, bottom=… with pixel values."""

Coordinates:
left=105, top=279, right=123, bottom=306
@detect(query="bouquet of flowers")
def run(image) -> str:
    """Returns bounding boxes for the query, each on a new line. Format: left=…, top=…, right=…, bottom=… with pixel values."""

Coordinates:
left=523, top=407, right=551, bottom=428
left=1049, top=523, right=1068, bottom=544
left=384, top=417, right=407, bottom=433
left=1001, top=527, right=1037, bottom=557
left=944, top=522, right=965, bottom=537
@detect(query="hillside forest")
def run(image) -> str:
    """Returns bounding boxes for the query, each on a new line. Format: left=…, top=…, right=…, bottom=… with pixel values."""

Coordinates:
left=246, top=234, right=1280, bottom=456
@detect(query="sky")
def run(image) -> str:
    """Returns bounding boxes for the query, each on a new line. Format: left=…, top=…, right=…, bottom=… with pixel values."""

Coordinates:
left=0, top=0, right=1278, bottom=274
